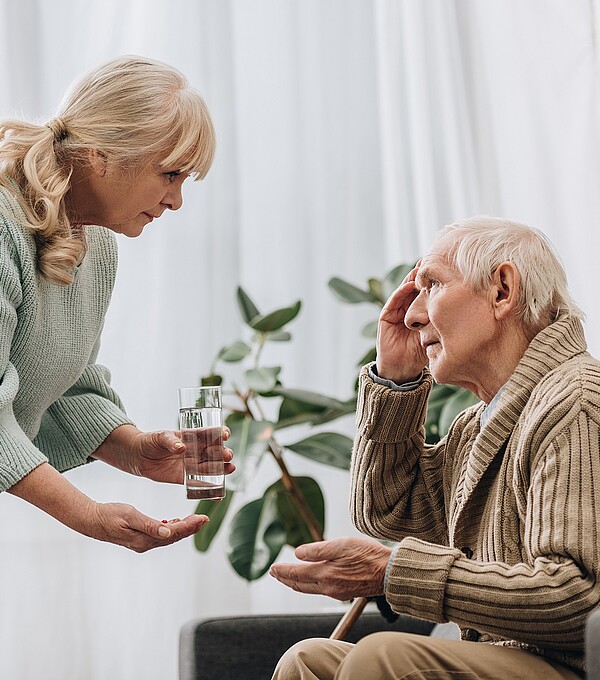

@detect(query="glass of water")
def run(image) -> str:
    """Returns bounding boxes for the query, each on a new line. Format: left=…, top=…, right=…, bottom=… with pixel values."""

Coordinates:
left=178, top=385, right=225, bottom=500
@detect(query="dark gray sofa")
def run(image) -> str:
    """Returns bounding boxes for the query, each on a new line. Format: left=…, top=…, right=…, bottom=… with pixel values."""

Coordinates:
left=180, top=608, right=600, bottom=680
left=179, top=610, right=435, bottom=680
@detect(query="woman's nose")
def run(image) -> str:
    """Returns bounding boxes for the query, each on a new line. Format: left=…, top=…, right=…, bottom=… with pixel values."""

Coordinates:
left=164, top=184, right=184, bottom=211
left=404, top=292, right=428, bottom=329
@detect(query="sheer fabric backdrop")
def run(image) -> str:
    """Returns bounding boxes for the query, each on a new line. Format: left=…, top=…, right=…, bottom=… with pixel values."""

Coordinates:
left=0, top=1, right=598, bottom=678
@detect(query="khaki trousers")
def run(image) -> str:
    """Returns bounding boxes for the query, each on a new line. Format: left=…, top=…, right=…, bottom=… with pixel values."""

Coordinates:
left=271, top=632, right=583, bottom=680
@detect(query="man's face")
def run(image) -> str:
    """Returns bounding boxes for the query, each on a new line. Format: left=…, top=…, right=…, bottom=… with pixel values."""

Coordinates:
left=404, top=245, right=498, bottom=391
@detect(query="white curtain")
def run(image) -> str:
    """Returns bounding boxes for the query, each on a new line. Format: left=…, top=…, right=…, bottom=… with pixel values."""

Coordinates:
left=0, top=1, right=598, bottom=678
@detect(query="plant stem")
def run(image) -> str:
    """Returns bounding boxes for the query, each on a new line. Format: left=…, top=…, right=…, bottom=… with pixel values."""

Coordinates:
left=236, top=388, right=324, bottom=543
left=254, top=333, right=267, bottom=368
left=266, top=435, right=324, bottom=543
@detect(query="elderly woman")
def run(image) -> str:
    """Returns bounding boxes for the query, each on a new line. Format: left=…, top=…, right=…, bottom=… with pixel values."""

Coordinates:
left=0, top=55, right=233, bottom=553
left=270, top=217, right=598, bottom=679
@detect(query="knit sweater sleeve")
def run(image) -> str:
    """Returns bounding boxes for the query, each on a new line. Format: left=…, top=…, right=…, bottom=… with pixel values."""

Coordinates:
left=0, top=233, right=48, bottom=491
left=350, top=363, right=449, bottom=544
left=33, top=333, right=134, bottom=472
left=385, top=362, right=600, bottom=654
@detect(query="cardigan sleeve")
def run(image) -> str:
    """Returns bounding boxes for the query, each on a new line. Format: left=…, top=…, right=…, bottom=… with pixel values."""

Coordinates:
left=350, top=363, right=449, bottom=544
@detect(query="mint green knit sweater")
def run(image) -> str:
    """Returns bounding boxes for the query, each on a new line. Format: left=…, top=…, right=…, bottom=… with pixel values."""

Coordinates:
left=0, top=185, right=132, bottom=492
left=351, top=317, right=600, bottom=673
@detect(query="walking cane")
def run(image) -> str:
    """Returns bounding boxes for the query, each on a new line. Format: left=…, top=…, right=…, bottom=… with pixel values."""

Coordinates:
left=330, top=597, right=369, bottom=640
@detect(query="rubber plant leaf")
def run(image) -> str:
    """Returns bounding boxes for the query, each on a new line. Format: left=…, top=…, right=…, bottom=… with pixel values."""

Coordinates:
left=382, top=263, right=414, bottom=299
left=249, top=301, right=302, bottom=332
left=218, top=341, right=252, bottom=363
left=266, top=331, right=292, bottom=342
left=286, top=432, right=354, bottom=470
left=270, top=476, right=325, bottom=547
left=237, top=286, right=261, bottom=324
left=193, top=489, right=235, bottom=552
left=226, top=417, right=273, bottom=492
left=226, top=494, right=287, bottom=581
left=245, top=366, right=282, bottom=393
left=438, top=388, right=480, bottom=438
left=328, top=277, right=379, bottom=304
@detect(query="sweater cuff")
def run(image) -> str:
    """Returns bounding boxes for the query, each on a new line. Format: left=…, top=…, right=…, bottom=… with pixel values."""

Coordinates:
left=356, top=364, right=432, bottom=443
left=385, top=536, right=463, bottom=623
left=34, top=396, right=133, bottom=472
left=0, top=408, right=50, bottom=492
left=384, top=544, right=401, bottom=593
left=369, top=364, right=425, bottom=391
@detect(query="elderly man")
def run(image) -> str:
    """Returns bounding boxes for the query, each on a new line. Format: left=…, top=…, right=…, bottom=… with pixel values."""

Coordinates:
left=270, top=217, right=599, bottom=679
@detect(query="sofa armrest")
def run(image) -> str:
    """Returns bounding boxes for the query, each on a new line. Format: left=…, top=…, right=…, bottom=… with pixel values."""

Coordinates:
left=587, top=609, right=600, bottom=680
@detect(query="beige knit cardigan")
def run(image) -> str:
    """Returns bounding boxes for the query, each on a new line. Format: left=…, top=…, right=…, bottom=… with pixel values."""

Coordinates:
left=351, top=317, right=600, bottom=673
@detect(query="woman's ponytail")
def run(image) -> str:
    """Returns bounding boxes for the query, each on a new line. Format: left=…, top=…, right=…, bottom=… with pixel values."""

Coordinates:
left=0, top=118, right=84, bottom=285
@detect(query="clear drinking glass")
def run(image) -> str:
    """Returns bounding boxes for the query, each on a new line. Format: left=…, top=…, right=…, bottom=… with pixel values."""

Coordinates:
left=177, top=386, right=225, bottom=500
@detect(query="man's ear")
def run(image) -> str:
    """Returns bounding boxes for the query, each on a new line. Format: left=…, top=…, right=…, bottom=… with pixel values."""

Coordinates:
left=491, top=261, right=520, bottom=320
left=88, top=149, right=108, bottom=177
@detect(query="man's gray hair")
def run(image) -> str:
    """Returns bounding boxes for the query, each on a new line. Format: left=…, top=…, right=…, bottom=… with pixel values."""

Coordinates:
left=436, top=216, right=584, bottom=333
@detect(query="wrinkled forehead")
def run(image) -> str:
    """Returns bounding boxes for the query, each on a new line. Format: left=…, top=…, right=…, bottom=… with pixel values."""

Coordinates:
left=422, top=236, right=455, bottom=265
left=415, top=240, right=460, bottom=286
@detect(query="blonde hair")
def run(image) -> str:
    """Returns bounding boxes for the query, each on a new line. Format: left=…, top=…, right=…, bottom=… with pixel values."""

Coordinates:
left=436, top=216, right=584, bottom=335
left=0, top=55, right=216, bottom=285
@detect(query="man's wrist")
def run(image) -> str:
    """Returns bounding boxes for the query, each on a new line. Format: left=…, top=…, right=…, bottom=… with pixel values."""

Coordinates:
left=369, top=364, right=424, bottom=391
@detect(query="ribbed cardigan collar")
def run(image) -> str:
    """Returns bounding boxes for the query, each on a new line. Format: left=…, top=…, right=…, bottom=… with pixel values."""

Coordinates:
left=483, top=317, right=587, bottom=445
left=453, top=317, right=587, bottom=533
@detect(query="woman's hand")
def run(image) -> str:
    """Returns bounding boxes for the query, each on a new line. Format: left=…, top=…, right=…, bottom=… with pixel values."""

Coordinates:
left=93, top=424, right=235, bottom=484
left=376, top=262, right=428, bottom=383
left=84, top=502, right=209, bottom=553
left=269, top=537, right=392, bottom=601
left=8, top=462, right=210, bottom=552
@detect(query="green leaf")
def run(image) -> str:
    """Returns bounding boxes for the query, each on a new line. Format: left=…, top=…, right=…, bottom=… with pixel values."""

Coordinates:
left=367, top=278, right=385, bottom=305
left=226, top=495, right=287, bottom=581
left=226, top=417, right=273, bottom=492
left=328, top=277, right=379, bottom=305
left=286, top=432, right=353, bottom=470
left=253, top=380, right=284, bottom=398
left=356, top=347, right=377, bottom=367
left=225, top=411, right=247, bottom=427
left=200, top=374, right=223, bottom=387
left=304, top=398, right=357, bottom=426
left=425, top=393, right=454, bottom=444
left=438, top=388, right=480, bottom=438
left=237, top=286, right=261, bottom=324
left=430, top=382, right=459, bottom=401
left=270, top=476, right=325, bottom=547
left=244, top=366, right=281, bottom=393
left=218, top=341, right=252, bottom=363
left=273, top=388, right=349, bottom=411
left=276, top=397, right=327, bottom=429
left=250, top=300, right=302, bottom=332
left=382, top=263, right=414, bottom=299
left=193, top=489, right=235, bottom=552
left=361, top=321, right=378, bottom=339
left=266, top=331, right=292, bottom=342
left=276, top=391, right=356, bottom=430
